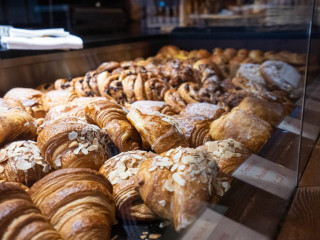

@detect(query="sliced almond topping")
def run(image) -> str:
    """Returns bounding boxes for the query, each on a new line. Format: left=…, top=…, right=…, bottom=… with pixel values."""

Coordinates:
left=0, top=165, right=4, bottom=173
left=81, top=148, right=89, bottom=155
left=54, top=158, right=62, bottom=167
left=156, top=161, right=173, bottom=167
left=16, top=160, right=33, bottom=170
left=0, top=149, right=7, bottom=162
left=69, top=141, right=79, bottom=148
left=88, top=145, right=98, bottom=152
left=178, top=165, right=186, bottom=171
left=68, top=131, right=78, bottom=141
left=158, top=200, right=166, bottom=207
left=131, top=154, right=143, bottom=159
left=181, top=155, right=195, bottom=165
left=148, top=165, right=157, bottom=172
left=164, top=179, right=174, bottom=192
left=170, top=164, right=179, bottom=172
left=200, top=175, right=208, bottom=183
left=172, top=172, right=185, bottom=186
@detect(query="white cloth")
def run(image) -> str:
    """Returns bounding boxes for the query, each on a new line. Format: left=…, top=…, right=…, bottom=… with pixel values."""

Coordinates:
left=1, top=28, right=83, bottom=50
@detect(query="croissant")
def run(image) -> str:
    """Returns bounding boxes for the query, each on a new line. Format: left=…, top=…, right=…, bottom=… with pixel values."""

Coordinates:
left=0, top=140, right=51, bottom=187
left=0, top=99, right=37, bottom=147
left=198, top=139, right=252, bottom=175
left=37, top=116, right=115, bottom=170
left=131, top=100, right=178, bottom=115
left=29, top=168, right=116, bottom=240
left=127, top=108, right=189, bottom=154
left=85, top=99, right=142, bottom=152
left=42, top=90, right=78, bottom=110
left=172, top=114, right=213, bottom=148
left=135, top=147, right=227, bottom=232
left=4, top=88, right=47, bottom=119
left=181, top=103, right=225, bottom=120
left=99, top=150, right=157, bottom=221
left=235, top=97, right=285, bottom=127
left=209, top=108, right=273, bottom=153
left=0, top=182, right=62, bottom=240
left=96, top=61, right=120, bottom=73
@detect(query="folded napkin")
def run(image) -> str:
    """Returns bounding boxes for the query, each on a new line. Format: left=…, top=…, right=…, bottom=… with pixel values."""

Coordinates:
left=0, top=27, right=83, bottom=50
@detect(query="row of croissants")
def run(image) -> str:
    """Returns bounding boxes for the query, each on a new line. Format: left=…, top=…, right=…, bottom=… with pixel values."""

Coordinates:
left=0, top=45, right=298, bottom=239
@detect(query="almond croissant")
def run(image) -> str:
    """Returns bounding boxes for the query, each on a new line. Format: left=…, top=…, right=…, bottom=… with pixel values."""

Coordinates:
left=0, top=181, right=62, bottom=239
left=37, top=116, right=115, bottom=170
left=0, top=141, right=51, bottom=187
left=135, top=147, right=226, bottom=232
left=85, top=99, right=142, bottom=152
left=99, top=150, right=157, bottom=221
left=29, top=168, right=116, bottom=240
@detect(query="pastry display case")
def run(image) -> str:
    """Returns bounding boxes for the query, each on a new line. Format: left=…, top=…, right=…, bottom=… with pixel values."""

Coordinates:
left=1, top=1, right=320, bottom=240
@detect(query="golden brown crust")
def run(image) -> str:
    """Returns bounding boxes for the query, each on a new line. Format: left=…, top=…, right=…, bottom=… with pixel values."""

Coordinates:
left=85, top=99, right=141, bottom=152
left=37, top=117, right=114, bottom=170
left=99, top=150, right=157, bottom=221
left=36, top=83, right=54, bottom=93
left=127, top=108, right=189, bottom=154
left=236, top=97, right=285, bottom=127
left=4, top=88, right=46, bottom=119
left=96, top=61, right=120, bottom=73
left=181, top=103, right=225, bottom=120
left=198, top=139, right=252, bottom=175
left=172, top=114, right=212, bottom=148
left=0, top=181, right=62, bottom=239
left=42, top=90, right=78, bottom=110
left=135, top=147, right=227, bottom=232
left=0, top=100, right=37, bottom=147
left=131, top=100, right=178, bottom=116
left=0, top=141, right=51, bottom=187
left=29, top=168, right=116, bottom=240
left=209, top=108, right=273, bottom=153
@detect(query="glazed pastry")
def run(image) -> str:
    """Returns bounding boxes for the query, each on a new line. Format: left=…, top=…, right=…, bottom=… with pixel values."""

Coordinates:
left=236, top=97, right=285, bottom=127
left=99, top=150, right=157, bottom=221
left=0, top=140, right=51, bottom=187
left=181, top=103, right=225, bottom=120
left=29, top=168, right=116, bottom=240
left=127, top=108, right=189, bottom=154
left=131, top=100, right=178, bottom=115
left=177, top=82, right=201, bottom=104
left=144, top=78, right=169, bottom=101
left=0, top=182, right=62, bottom=240
left=259, top=60, right=301, bottom=92
left=198, top=139, right=252, bottom=175
left=236, top=64, right=266, bottom=86
left=42, top=90, right=78, bottom=110
left=85, top=99, right=141, bottom=152
left=0, top=99, right=37, bottom=147
left=209, top=108, right=273, bottom=153
left=164, top=89, right=188, bottom=113
left=135, top=147, right=228, bottom=232
left=37, top=117, right=115, bottom=170
left=4, top=88, right=46, bottom=119
left=172, top=114, right=212, bottom=147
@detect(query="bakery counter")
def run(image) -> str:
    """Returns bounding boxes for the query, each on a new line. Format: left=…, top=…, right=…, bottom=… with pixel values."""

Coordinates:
left=1, top=39, right=320, bottom=240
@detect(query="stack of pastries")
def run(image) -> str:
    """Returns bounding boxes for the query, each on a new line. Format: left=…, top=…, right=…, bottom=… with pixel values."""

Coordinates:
left=0, top=45, right=302, bottom=238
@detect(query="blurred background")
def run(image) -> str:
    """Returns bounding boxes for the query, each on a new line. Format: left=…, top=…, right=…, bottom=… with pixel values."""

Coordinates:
left=0, top=0, right=317, bottom=37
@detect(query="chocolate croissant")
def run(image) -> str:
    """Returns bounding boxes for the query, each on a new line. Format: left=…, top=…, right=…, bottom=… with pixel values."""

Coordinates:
left=85, top=99, right=142, bottom=152
left=4, top=88, right=47, bottom=119
left=99, top=150, right=157, bottom=221
left=135, top=147, right=226, bottom=232
left=0, top=99, right=37, bottom=147
left=0, top=182, right=62, bottom=240
left=127, top=108, right=189, bottom=154
left=37, top=116, right=115, bottom=170
left=29, top=168, right=116, bottom=240
left=0, top=140, right=51, bottom=187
